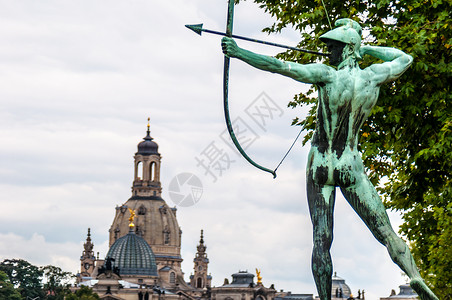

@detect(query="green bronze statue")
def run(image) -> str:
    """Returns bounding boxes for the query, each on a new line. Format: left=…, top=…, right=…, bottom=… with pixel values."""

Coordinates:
left=222, top=19, right=438, bottom=300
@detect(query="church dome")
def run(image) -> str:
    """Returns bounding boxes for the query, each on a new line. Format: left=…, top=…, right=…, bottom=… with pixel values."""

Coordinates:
left=105, top=229, right=158, bottom=276
left=137, top=128, right=159, bottom=156
left=331, top=272, right=352, bottom=298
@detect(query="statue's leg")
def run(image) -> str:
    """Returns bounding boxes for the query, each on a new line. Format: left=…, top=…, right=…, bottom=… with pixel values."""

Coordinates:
left=340, top=174, right=438, bottom=300
left=307, top=176, right=335, bottom=300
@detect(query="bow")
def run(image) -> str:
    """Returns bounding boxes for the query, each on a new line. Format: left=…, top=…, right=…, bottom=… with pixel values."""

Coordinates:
left=223, top=0, right=277, bottom=178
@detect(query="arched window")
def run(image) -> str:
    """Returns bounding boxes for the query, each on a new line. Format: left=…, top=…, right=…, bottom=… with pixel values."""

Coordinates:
left=197, top=277, right=203, bottom=288
left=170, top=272, right=176, bottom=284
left=138, top=205, right=146, bottom=215
left=150, top=162, right=156, bottom=181
left=136, top=161, right=143, bottom=180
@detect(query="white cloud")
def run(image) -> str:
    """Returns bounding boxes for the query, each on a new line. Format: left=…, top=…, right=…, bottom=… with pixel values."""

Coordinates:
left=0, top=232, right=80, bottom=272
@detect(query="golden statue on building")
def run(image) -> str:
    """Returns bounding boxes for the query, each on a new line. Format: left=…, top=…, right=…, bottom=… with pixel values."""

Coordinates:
left=128, top=208, right=136, bottom=228
left=256, top=268, right=262, bottom=285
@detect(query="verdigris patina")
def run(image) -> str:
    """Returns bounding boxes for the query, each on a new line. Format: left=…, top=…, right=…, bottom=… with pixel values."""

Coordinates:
left=222, top=18, right=438, bottom=300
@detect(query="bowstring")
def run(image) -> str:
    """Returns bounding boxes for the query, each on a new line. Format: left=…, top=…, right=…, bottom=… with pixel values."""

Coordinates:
left=273, top=126, right=304, bottom=174
left=273, top=0, right=331, bottom=175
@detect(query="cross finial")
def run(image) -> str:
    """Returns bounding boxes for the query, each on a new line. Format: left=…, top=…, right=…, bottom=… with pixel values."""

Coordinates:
left=147, top=117, right=151, bottom=134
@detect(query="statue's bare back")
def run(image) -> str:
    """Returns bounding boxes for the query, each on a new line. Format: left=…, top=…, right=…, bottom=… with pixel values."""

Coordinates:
left=310, top=66, right=380, bottom=188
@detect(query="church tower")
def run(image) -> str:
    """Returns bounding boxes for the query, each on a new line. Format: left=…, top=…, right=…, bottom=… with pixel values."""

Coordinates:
left=190, top=230, right=211, bottom=289
left=131, top=120, right=162, bottom=198
left=79, top=228, right=96, bottom=279
left=108, top=120, right=185, bottom=288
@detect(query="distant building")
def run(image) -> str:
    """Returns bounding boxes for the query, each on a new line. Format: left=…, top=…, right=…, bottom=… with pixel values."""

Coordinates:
left=380, top=284, right=418, bottom=300
left=312, top=273, right=364, bottom=300
left=211, top=270, right=276, bottom=300
left=190, top=230, right=212, bottom=291
left=76, top=123, right=207, bottom=299
left=275, top=291, right=314, bottom=300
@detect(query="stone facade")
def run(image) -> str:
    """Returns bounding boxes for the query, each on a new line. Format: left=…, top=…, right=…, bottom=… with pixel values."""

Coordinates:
left=109, top=199, right=183, bottom=288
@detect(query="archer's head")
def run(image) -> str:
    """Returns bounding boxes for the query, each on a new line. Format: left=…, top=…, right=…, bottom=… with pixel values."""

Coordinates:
left=320, top=18, right=362, bottom=66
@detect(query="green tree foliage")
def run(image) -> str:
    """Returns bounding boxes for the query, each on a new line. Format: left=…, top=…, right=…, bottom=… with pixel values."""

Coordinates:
left=0, top=258, right=44, bottom=299
left=0, top=270, right=22, bottom=300
left=41, top=265, right=74, bottom=300
left=0, top=259, right=76, bottom=300
left=65, top=286, right=100, bottom=300
left=243, top=0, right=451, bottom=297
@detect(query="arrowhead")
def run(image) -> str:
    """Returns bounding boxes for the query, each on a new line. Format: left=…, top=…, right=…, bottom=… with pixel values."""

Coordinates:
left=185, top=24, right=204, bottom=36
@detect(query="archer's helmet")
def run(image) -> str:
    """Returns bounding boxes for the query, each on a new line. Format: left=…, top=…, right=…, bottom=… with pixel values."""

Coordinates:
left=320, top=18, right=362, bottom=59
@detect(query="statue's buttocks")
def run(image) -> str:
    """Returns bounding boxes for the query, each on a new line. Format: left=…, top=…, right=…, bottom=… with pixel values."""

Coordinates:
left=307, top=146, right=364, bottom=187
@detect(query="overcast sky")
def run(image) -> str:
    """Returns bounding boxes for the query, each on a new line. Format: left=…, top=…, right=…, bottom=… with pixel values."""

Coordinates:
left=0, top=1, right=409, bottom=299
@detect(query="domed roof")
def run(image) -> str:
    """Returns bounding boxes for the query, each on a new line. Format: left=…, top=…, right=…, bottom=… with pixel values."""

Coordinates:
left=137, top=128, right=159, bottom=156
left=231, top=270, right=255, bottom=285
left=331, top=272, right=352, bottom=298
left=105, top=229, right=158, bottom=276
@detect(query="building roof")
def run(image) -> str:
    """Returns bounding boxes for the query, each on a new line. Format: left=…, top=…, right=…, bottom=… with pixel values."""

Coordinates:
left=105, top=228, right=158, bottom=276
left=136, top=127, right=159, bottom=156
left=384, top=284, right=418, bottom=299
left=275, top=294, right=314, bottom=300
left=221, top=270, right=255, bottom=287
left=331, top=272, right=352, bottom=298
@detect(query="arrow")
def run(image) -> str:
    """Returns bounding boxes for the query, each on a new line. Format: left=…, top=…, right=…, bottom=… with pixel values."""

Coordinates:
left=186, top=23, right=329, bottom=57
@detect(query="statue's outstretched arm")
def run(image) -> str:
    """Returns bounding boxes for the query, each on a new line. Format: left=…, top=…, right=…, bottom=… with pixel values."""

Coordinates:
left=222, top=37, right=333, bottom=84
left=361, top=45, right=413, bottom=84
